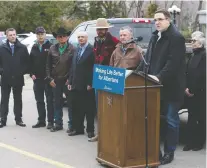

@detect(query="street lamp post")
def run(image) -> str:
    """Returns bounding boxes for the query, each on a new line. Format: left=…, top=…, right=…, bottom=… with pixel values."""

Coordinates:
left=168, top=5, right=181, bottom=25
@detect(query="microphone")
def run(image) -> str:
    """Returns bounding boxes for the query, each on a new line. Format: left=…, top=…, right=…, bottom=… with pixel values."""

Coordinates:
left=125, top=36, right=143, bottom=44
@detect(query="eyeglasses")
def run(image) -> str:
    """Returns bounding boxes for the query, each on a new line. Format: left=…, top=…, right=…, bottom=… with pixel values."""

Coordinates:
left=57, top=35, right=68, bottom=38
left=154, top=18, right=168, bottom=22
left=190, top=39, right=197, bottom=43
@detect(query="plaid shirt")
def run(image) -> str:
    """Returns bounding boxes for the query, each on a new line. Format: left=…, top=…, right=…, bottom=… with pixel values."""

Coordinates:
left=93, top=32, right=119, bottom=65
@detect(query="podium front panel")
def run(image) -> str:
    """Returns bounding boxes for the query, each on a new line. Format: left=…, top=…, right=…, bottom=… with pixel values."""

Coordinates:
left=98, top=91, right=125, bottom=166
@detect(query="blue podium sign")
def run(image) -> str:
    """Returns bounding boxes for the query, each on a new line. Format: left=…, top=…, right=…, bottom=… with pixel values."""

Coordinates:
left=92, top=64, right=126, bottom=95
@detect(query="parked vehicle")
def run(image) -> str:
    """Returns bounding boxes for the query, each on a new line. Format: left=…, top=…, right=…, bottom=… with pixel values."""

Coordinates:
left=69, top=18, right=156, bottom=54
left=21, top=34, right=57, bottom=53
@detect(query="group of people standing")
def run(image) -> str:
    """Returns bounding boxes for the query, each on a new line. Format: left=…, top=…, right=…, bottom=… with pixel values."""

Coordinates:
left=0, top=8, right=205, bottom=166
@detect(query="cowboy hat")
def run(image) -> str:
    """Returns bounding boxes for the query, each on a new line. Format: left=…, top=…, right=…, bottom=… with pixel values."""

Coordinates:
left=94, top=18, right=113, bottom=29
left=52, top=27, right=71, bottom=38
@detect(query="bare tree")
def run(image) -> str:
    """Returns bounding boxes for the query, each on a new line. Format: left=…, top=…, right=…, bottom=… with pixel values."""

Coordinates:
left=177, top=1, right=184, bottom=30
left=132, top=0, right=144, bottom=18
left=193, top=0, right=203, bottom=31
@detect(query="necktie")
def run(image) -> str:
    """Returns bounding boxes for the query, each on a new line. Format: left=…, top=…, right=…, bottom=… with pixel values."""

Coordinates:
left=10, top=44, right=14, bottom=56
left=76, top=47, right=82, bottom=62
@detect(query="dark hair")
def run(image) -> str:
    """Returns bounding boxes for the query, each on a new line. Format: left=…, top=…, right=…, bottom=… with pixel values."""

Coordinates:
left=6, top=28, right=16, bottom=35
left=155, top=9, right=171, bottom=18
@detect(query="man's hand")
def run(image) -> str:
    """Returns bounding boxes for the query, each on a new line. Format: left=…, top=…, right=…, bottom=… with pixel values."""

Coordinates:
left=185, top=88, right=194, bottom=97
left=68, top=85, right=72, bottom=91
left=50, top=80, right=56, bottom=88
left=31, top=75, right=36, bottom=80
left=87, top=85, right=92, bottom=91
left=148, top=75, right=159, bottom=82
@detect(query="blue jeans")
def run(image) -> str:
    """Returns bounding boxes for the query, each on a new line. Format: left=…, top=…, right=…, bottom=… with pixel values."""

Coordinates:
left=161, top=101, right=181, bottom=153
left=53, top=79, right=72, bottom=127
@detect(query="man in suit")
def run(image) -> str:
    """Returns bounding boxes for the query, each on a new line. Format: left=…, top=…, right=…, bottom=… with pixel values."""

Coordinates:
left=0, top=28, right=29, bottom=127
left=137, top=9, right=186, bottom=165
left=68, top=31, right=96, bottom=139
left=30, top=27, right=54, bottom=129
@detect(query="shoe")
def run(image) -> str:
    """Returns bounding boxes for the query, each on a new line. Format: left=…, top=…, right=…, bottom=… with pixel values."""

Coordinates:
left=192, top=145, right=203, bottom=151
left=68, top=130, right=84, bottom=136
left=50, top=125, right=63, bottom=132
left=32, top=122, right=46, bottom=128
left=0, top=121, right=6, bottom=128
left=66, top=128, right=73, bottom=133
left=16, top=121, right=26, bottom=127
left=88, top=132, right=95, bottom=138
left=88, top=135, right=98, bottom=142
left=160, top=152, right=174, bottom=165
left=183, top=145, right=193, bottom=151
left=46, top=122, right=53, bottom=129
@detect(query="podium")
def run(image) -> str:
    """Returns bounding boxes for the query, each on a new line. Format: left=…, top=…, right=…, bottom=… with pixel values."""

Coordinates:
left=96, top=71, right=162, bottom=168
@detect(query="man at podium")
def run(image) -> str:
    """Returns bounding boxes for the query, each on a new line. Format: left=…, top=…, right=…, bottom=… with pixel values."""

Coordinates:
left=137, top=9, right=186, bottom=165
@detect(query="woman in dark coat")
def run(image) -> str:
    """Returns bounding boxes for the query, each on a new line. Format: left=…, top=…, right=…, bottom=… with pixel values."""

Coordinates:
left=183, top=33, right=206, bottom=151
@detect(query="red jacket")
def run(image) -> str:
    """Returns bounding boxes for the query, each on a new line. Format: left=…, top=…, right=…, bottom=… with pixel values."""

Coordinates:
left=93, top=32, right=119, bottom=65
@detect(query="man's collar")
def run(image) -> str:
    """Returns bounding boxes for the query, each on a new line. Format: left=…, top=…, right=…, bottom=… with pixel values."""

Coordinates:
left=153, top=23, right=172, bottom=37
left=9, top=42, right=14, bottom=46
left=79, top=42, right=88, bottom=49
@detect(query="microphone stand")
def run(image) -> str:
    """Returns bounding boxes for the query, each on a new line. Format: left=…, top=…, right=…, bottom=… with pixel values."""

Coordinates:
left=141, top=55, right=149, bottom=168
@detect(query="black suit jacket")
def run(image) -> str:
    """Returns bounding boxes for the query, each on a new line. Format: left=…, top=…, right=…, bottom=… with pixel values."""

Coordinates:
left=69, top=44, right=95, bottom=91
left=137, top=24, right=186, bottom=101
left=0, top=40, right=29, bottom=86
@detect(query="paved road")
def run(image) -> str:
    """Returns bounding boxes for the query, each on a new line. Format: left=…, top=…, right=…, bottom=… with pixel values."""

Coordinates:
left=0, top=78, right=205, bottom=168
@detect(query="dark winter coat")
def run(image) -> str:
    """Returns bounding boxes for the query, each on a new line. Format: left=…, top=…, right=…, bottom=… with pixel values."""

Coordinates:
left=137, top=24, right=186, bottom=101
left=0, top=39, right=29, bottom=86
left=30, top=40, right=52, bottom=79
left=186, top=47, right=206, bottom=96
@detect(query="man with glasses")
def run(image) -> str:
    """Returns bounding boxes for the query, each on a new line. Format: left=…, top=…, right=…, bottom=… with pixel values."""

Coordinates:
left=46, top=27, right=74, bottom=132
left=30, top=27, right=54, bottom=129
left=137, top=9, right=186, bottom=165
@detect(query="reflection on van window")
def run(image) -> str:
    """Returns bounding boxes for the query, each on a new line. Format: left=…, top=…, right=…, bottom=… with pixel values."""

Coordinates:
left=69, top=25, right=86, bottom=46
left=85, top=23, right=155, bottom=45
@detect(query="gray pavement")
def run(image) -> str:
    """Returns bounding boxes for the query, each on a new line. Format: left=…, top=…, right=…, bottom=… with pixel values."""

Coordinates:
left=0, top=77, right=206, bottom=168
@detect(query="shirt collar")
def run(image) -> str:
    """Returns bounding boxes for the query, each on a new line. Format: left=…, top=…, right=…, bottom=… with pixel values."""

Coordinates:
left=9, top=42, right=14, bottom=47
left=79, top=42, right=88, bottom=50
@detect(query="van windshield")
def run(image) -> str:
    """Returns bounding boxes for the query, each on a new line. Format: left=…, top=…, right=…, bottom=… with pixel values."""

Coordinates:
left=108, top=23, right=155, bottom=44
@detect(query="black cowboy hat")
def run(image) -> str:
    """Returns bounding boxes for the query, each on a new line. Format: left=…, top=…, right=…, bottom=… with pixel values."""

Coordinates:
left=52, top=27, right=71, bottom=38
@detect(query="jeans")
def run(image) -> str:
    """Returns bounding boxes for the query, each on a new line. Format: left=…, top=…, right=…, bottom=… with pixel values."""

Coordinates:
left=161, top=101, right=181, bottom=153
left=53, top=78, right=72, bottom=127
left=33, top=79, right=54, bottom=123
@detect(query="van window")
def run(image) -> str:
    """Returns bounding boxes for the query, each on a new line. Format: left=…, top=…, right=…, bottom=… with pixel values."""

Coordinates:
left=69, top=25, right=86, bottom=46
left=84, top=23, right=155, bottom=45
left=108, top=23, right=155, bottom=44
left=86, top=24, right=97, bottom=45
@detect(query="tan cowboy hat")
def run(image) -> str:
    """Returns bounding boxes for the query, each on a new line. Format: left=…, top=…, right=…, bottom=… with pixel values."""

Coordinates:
left=94, top=18, right=113, bottom=29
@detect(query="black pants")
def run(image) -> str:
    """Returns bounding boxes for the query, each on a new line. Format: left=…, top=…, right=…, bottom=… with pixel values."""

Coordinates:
left=0, top=84, right=23, bottom=122
left=71, top=89, right=95, bottom=133
left=33, top=79, right=54, bottom=123
left=185, top=93, right=206, bottom=146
